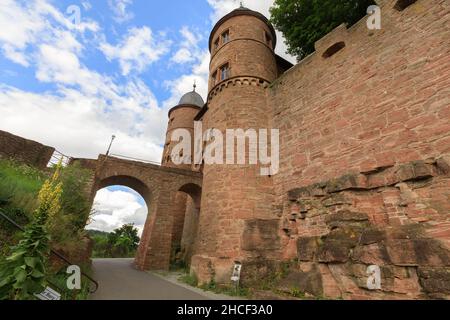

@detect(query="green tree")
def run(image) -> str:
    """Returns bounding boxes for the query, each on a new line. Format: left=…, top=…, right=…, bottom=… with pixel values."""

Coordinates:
left=270, top=0, right=375, bottom=60
left=107, top=224, right=140, bottom=257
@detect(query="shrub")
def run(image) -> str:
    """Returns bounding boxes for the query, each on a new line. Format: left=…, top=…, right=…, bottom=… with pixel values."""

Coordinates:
left=88, top=224, right=140, bottom=258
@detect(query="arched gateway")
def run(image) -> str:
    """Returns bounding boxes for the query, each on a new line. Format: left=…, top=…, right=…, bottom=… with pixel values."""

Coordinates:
left=72, top=155, right=202, bottom=271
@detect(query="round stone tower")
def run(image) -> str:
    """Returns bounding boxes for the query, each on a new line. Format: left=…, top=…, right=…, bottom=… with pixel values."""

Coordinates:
left=162, top=87, right=204, bottom=267
left=162, top=86, right=204, bottom=170
left=191, top=7, right=279, bottom=284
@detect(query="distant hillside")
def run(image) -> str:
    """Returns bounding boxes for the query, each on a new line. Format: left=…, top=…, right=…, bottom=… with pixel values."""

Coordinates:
left=86, top=229, right=110, bottom=237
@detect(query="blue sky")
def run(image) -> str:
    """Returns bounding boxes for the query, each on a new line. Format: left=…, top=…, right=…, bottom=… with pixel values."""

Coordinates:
left=0, top=0, right=294, bottom=233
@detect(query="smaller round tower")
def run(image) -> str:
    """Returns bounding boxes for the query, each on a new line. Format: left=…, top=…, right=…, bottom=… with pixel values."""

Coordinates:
left=162, top=85, right=204, bottom=170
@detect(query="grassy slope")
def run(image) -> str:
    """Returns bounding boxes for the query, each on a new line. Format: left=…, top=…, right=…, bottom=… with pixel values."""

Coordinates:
left=0, top=159, right=46, bottom=213
left=0, top=159, right=93, bottom=300
left=0, top=159, right=46, bottom=256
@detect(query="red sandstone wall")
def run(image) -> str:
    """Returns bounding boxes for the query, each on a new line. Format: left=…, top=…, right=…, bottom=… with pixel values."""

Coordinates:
left=0, top=130, right=55, bottom=169
left=270, top=0, right=449, bottom=195
left=180, top=196, right=199, bottom=264
left=266, top=0, right=450, bottom=299
left=170, top=192, right=188, bottom=262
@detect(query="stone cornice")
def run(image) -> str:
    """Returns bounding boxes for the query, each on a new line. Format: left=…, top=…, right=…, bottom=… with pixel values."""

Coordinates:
left=207, top=75, right=271, bottom=102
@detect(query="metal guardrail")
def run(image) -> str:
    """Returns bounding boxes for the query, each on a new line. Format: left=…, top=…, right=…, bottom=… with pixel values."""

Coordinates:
left=109, top=153, right=161, bottom=166
left=47, top=150, right=72, bottom=168
left=0, top=210, right=99, bottom=294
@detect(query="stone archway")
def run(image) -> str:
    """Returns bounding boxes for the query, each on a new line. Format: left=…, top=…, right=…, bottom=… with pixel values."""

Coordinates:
left=92, top=175, right=152, bottom=254
left=76, top=155, right=202, bottom=271
left=96, top=175, right=152, bottom=206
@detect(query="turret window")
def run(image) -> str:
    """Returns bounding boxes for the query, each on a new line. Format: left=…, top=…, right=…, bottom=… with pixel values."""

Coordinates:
left=220, top=63, right=230, bottom=81
left=211, top=71, right=217, bottom=86
left=221, top=30, right=230, bottom=44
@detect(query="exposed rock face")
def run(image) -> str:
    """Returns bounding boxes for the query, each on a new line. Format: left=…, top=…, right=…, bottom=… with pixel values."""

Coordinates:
left=277, top=264, right=324, bottom=297
left=281, top=156, right=450, bottom=300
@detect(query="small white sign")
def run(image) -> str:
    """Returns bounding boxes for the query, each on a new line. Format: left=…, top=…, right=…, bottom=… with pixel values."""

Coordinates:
left=231, top=262, right=242, bottom=282
left=35, top=287, right=61, bottom=301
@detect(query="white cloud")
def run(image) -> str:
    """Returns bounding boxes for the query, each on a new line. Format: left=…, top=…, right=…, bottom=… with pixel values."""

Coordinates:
left=206, top=0, right=296, bottom=63
left=0, top=84, right=165, bottom=161
left=171, top=26, right=203, bottom=64
left=108, top=0, right=134, bottom=23
left=164, top=25, right=210, bottom=109
left=164, top=49, right=210, bottom=109
left=0, top=0, right=44, bottom=66
left=172, top=48, right=195, bottom=64
left=2, top=44, right=30, bottom=67
left=100, top=26, right=171, bottom=76
left=0, top=0, right=98, bottom=67
left=0, top=1, right=169, bottom=162
left=88, top=188, right=148, bottom=236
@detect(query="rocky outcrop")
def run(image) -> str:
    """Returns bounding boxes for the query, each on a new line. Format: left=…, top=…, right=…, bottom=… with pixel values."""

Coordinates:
left=281, top=155, right=450, bottom=299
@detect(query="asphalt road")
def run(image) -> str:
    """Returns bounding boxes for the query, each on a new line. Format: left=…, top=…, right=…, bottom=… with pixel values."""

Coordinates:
left=90, top=258, right=208, bottom=300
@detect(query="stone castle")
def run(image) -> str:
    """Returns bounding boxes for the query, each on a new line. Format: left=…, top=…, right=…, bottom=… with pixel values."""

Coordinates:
left=1, top=0, right=449, bottom=299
